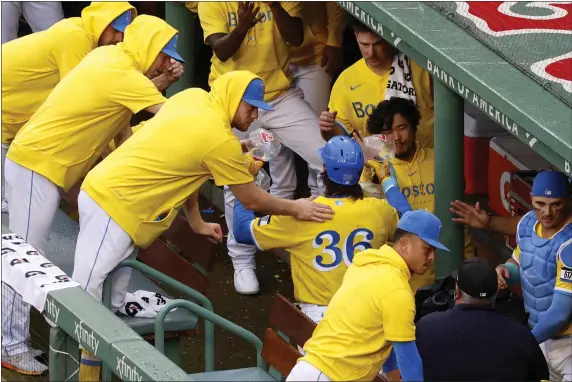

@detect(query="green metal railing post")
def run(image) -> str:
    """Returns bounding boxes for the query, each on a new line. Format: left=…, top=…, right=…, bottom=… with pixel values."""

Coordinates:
left=433, top=80, right=465, bottom=279
left=165, top=1, right=197, bottom=97
left=103, top=259, right=215, bottom=371
left=155, top=299, right=268, bottom=372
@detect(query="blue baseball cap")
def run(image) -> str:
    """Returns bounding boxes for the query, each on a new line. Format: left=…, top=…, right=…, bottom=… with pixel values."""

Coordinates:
left=397, top=210, right=450, bottom=251
left=531, top=170, right=570, bottom=198
left=242, top=79, right=273, bottom=111
left=110, top=10, right=134, bottom=32
left=162, top=34, right=185, bottom=63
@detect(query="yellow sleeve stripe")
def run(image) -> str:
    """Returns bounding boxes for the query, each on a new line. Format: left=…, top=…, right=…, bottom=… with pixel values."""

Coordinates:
left=250, top=220, right=263, bottom=251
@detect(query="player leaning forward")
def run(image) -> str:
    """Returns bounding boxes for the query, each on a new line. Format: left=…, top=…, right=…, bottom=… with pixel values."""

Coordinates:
left=287, top=208, right=450, bottom=381
left=1, top=15, right=183, bottom=374
left=73, top=71, right=334, bottom=315
left=1, top=1, right=136, bottom=213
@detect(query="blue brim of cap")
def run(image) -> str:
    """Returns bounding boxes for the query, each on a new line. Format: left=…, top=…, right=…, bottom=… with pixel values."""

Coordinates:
left=111, top=22, right=129, bottom=33
left=162, top=48, right=185, bottom=63
left=243, top=98, right=273, bottom=111
left=421, top=236, right=450, bottom=252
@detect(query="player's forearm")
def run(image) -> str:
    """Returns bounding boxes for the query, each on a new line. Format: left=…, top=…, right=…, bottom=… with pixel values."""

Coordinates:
left=183, top=192, right=204, bottom=230
left=208, top=29, right=248, bottom=62
left=393, top=341, right=424, bottom=381
left=268, top=3, right=303, bottom=46
left=151, top=73, right=171, bottom=92
left=383, top=180, right=412, bottom=217
left=487, top=215, right=522, bottom=236
left=531, top=293, right=572, bottom=344
left=233, top=200, right=256, bottom=246
left=236, top=186, right=298, bottom=217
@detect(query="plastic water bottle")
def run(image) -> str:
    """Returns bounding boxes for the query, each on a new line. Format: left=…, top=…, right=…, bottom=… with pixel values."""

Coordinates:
left=363, top=134, right=396, bottom=162
left=245, top=128, right=281, bottom=162
left=254, top=168, right=271, bottom=191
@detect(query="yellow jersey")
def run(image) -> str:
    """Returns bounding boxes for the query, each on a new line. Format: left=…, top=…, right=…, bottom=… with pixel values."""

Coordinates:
left=251, top=196, right=399, bottom=305
left=7, top=15, right=171, bottom=192
left=289, top=2, right=345, bottom=66
left=198, top=1, right=302, bottom=101
left=301, top=245, right=416, bottom=381
left=81, top=71, right=257, bottom=249
left=366, top=145, right=475, bottom=292
left=329, top=58, right=434, bottom=149
left=1, top=2, right=136, bottom=144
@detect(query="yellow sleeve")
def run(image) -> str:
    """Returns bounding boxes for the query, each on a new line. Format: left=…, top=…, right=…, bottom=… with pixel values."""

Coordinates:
left=202, top=140, right=254, bottom=186
left=325, top=2, right=345, bottom=47
left=512, top=245, right=521, bottom=264
left=185, top=1, right=199, bottom=14
left=281, top=2, right=302, bottom=18
left=555, top=241, right=572, bottom=296
left=198, top=2, right=228, bottom=41
left=111, top=71, right=166, bottom=114
left=381, top=288, right=416, bottom=342
left=251, top=215, right=300, bottom=251
left=52, top=31, right=92, bottom=79
left=328, top=75, right=353, bottom=132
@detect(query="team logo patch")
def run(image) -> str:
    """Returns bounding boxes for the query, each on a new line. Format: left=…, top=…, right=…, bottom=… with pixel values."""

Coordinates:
left=125, top=302, right=144, bottom=317
left=258, top=215, right=271, bottom=226
left=560, top=266, right=572, bottom=283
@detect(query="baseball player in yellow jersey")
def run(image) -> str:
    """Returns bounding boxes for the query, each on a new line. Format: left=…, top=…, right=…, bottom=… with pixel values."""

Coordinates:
left=1, top=2, right=136, bottom=215
left=72, top=71, right=334, bottom=317
left=360, top=97, right=475, bottom=294
left=1, top=16, right=184, bottom=374
left=233, top=136, right=402, bottom=324
left=287, top=209, right=449, bottom=381
left=289, top=2, right=345, bottom=114
left=319, top=20, right=435, bottom=150
left=198, top=2, right=328, bottom=294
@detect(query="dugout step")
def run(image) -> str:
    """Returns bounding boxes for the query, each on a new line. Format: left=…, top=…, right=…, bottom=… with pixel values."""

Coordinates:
left=46, top=209, right=199, bottom=335
left=189, top=367, right=277, bottom=381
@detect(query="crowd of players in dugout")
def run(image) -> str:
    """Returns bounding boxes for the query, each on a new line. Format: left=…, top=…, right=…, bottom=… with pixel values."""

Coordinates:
left=1, top=1, right=571, bottom=381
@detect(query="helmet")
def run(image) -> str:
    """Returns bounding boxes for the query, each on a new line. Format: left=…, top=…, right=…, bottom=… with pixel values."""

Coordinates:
left=319, top=136, right=364, bottom=186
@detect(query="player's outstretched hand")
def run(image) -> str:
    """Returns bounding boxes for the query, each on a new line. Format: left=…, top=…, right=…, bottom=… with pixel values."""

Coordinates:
left=293, top=199, right=334, bottom=223
left=319, top=110, right=337, bottom=132
left=237, top=2, right=263, bottom=33
left=194, top=222, right=223, bottom=244
left=495, top=265, right=509, bottom=291
left=450, top=200, right=490, bottom=229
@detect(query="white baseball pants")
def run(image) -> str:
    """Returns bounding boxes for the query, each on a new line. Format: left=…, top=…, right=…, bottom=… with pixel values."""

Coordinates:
left=2, top=157, right=61, bottom=356
left=540, top=336, right=572, bottom=381
left=287, top=361, right=332, bottom=381
left=72, top=191, right=137, bottom=312
left=1, top=1, right=64, bottom=44
left=291, top=63, right=331, bottom=116
left=1, top=143, right=9, bottom=203
left=225, top=87, right=326, bottom=270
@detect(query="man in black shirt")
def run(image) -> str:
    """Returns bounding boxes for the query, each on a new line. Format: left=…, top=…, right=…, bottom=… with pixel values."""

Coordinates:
left=416, top=258, right=549, bottom=381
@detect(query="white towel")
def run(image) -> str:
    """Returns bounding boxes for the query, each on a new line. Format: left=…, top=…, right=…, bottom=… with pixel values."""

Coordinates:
left=2, top=233, right=80, bottom=312
left=118, top=290, right=175, bottom=318
left=385, top=51, right=417, bottom=103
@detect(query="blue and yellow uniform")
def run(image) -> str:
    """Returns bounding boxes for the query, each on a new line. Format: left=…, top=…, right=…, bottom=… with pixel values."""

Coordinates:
left=233, top=136, right=399, bottom=306
left=238, top=195, right=399, bottom=306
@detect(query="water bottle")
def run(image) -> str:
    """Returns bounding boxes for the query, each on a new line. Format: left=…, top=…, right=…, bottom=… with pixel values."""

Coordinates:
left=254, top=168, right=271, bottom=191
left=363, top=134, right=396, bottom=162
left=245, top=128, right=281, bottom=162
